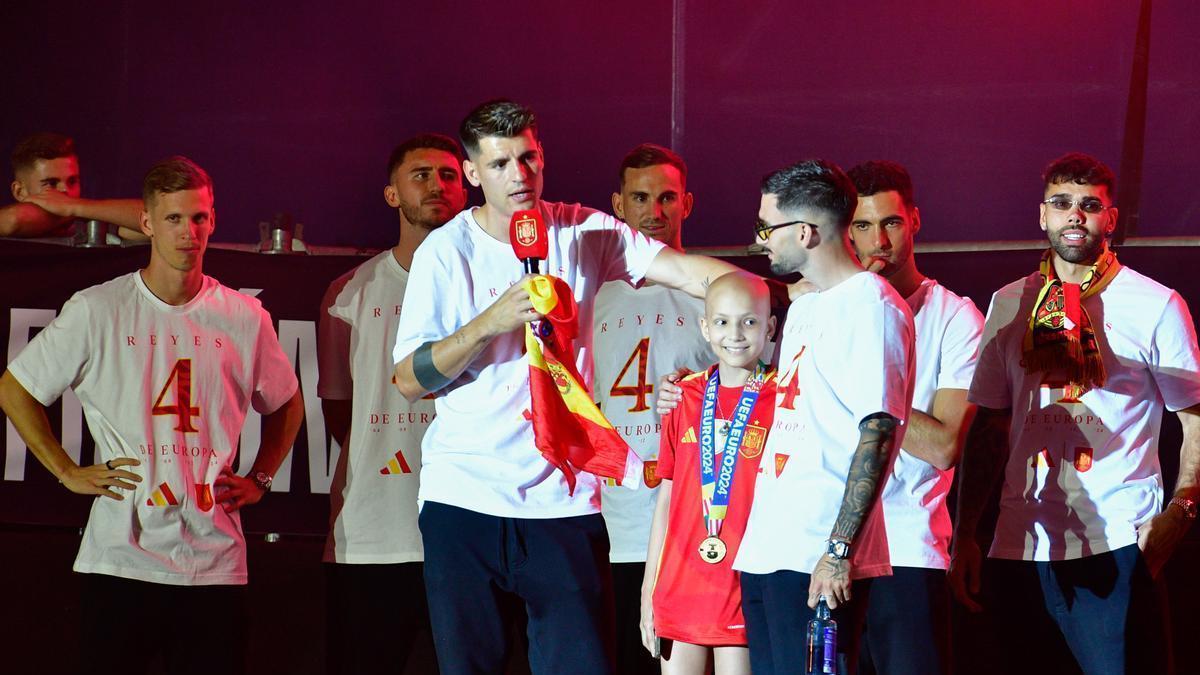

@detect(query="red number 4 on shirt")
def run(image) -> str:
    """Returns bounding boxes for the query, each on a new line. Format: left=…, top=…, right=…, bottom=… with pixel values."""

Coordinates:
left=777, top=346, right=805, bottom=410
left=610, top=337, right=653, bottom=413
left=152, top=358, right=201, bottom=433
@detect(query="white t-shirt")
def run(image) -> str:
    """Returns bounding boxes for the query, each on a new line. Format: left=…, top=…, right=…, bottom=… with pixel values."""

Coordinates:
left=318, top=251, right=433, bottom=564
left=7, top=272, right=298, bottom=585
left=879, top=278, right=982, bottom=570
left=735, top=272, right=915, bottom=578
left=593, top=281, right=711, bottom=563
left=969, top=266, right=1200, bottom=561
left=392, top=202, right=666, bottom=518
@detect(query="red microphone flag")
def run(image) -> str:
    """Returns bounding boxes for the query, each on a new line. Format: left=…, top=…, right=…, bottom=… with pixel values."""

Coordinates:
left=510, top=209, right=548, bottom=273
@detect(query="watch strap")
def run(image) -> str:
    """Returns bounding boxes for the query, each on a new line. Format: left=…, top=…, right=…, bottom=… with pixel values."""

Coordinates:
left=1169, top=496, right=1197, bottom=520
left=825, top=538, right=851, bottom=560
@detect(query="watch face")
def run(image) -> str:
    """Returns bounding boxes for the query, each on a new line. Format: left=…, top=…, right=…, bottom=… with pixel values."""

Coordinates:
left=828, top=540, right=850, bottom=559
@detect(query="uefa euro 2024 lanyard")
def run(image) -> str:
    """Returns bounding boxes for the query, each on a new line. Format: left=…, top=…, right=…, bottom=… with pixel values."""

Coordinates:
left=697, top=363, right=765, bottom=564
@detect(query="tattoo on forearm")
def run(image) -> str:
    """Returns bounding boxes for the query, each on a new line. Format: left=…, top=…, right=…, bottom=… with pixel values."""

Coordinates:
left=412, top=341, right=451, bottom=393
left=955, top=409, right=1011, bottom=534
left=830, top=414, right=897, bottom=542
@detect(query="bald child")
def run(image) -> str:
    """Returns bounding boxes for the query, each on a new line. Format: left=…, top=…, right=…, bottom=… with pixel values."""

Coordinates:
left=640, top=272, right=778, bottom=675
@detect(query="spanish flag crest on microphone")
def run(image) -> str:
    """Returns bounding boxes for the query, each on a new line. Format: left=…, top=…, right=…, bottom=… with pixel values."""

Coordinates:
left=522, top=275, right=640, bottom=495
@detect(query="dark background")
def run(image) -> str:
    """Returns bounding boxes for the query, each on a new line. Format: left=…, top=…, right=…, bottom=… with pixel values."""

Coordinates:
left=2, top=2, right=1198, bottom=672
left=2, top=1, right=1197, bottom=250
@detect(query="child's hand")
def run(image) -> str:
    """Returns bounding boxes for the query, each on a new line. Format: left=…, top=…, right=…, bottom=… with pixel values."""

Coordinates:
left=655, top=367, right=692, bottom=415
left=788, top=278, right=818, bottom=299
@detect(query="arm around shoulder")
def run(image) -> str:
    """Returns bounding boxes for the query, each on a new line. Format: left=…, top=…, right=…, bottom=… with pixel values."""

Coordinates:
left=643, top=247, right=740, bottom=299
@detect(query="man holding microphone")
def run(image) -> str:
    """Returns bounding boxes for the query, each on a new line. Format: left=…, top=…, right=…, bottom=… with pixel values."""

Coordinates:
left=391, top=99, right=738, bottom=674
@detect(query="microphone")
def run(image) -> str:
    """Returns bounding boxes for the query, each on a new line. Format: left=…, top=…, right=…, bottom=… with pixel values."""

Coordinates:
left=510, top=209, right=548, bottom=274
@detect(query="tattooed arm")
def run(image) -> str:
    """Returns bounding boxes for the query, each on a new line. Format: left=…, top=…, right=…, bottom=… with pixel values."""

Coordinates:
left=808, top=412, right=899, bottom=609
left=947, top=405, right=1011, bottom=611
left=393, top=275, right=542, bottom=401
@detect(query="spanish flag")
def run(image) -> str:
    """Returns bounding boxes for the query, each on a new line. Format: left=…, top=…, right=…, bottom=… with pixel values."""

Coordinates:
left=523, top=275, right=638, bottom=495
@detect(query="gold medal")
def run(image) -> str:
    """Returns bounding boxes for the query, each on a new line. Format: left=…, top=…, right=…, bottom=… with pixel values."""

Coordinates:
left=698, top=535, right=727, bottom=564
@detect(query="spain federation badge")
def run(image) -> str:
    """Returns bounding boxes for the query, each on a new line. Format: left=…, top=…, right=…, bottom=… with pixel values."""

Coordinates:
left=514, top=212, right=540, bottom=247
left=644, top=460, right=662, bottom=488
left=740, top=424, right=767, bottom=459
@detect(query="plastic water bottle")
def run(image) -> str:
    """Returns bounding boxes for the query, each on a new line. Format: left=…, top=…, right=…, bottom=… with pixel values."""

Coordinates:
left=806, top=596, right=838, bottom=674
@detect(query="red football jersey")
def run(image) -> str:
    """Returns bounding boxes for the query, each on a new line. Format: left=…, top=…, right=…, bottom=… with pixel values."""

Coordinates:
left=652, top=367, right=777, bottom=646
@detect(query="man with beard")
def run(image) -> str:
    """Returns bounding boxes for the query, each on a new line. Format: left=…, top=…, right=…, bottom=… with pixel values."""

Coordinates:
left=734, top=159, right=915, bottom=673
left=950, top=153, right=1200, bottom=673
left=594, top=144, right=714, bottom=675
left=317, top=133, right=468, bottom=675
left=846, top=161, right=982, bottom=675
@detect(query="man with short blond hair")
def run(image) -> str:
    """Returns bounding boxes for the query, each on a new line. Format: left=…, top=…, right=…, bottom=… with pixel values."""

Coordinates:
left=0, top=155, right=303, bottom=674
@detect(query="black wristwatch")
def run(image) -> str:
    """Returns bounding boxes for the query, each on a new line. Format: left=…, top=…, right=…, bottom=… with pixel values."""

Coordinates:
left=251, top=471, right=274, bottom=492
left=825, top=538, right=851, bottom=560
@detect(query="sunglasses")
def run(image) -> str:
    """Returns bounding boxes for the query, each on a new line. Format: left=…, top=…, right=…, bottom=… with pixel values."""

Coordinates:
left=1042, top=197, right=1113, bottom=215
left=754, top=219, right=817, bottom=241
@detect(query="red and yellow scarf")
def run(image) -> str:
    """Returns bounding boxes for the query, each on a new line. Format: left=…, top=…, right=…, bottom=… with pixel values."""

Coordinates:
left=1023, top=246, right=1120, bottom=396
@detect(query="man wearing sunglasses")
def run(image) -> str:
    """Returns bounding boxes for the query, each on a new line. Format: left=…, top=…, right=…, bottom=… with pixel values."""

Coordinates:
left=733, top=159, right=916, bottom=674
left=843, top=161, right=983, bottom=675
left=950, top=153, right=1200, bottom=672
